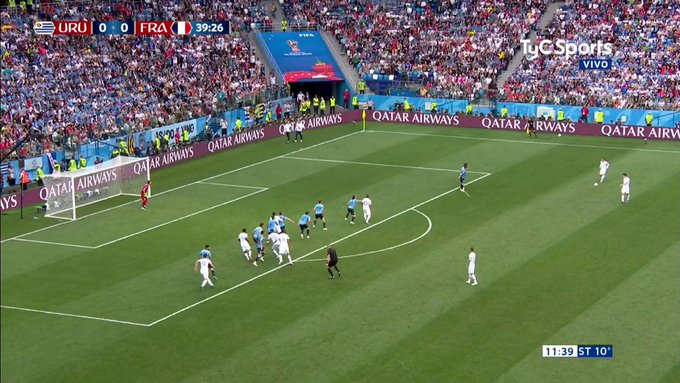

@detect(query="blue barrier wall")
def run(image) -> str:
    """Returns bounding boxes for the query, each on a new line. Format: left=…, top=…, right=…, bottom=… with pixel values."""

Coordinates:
left=259, top=31, right=345, bottom=83
left=363, top=95, right=679, bottom=127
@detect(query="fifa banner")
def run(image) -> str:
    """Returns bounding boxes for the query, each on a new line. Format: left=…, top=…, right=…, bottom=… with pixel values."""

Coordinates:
left=260, top=32, right=344, bottom=83
left=3, top=111, right=678, bottom=211
left=1, top=112, right=355, bottom=212
left=22, top=156, right=44, bottom=171
left=365, top=111, right=680, bottom=141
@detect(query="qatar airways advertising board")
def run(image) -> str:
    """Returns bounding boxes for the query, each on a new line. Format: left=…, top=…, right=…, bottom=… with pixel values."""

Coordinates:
left=2, top=110, right=677, bottom=211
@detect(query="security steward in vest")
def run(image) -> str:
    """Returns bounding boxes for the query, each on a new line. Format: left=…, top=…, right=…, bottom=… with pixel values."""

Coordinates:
left=352, top=95, right=359, bottom=110
left=501, top=105, right=508, bottom=118
left=282, top=20, right=288, bottom=32
left=313, top=96, right=319, bottom=115
left=358, top=80, right=366, bottom=94
left=466, top=105, right=473, bottom=115
left=329, top=96, right=336, bottom=114
left=645, top=113, right=653, bottom=126
left=79, top=157, right=87, bottom=169
left=403, top=98, right=410, bottom=111
left=36, top=166, right=45, bottom=186
left=319, top=97, right=326, bottom=116
left=69, top=157, right=77, bottom=171
left=557, top=108, right=565, bottom=122
left=431, top=101, right=437, bottom=114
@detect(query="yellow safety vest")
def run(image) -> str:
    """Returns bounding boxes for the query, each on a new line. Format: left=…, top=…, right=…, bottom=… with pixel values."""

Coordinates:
left=8, top=0, right=16, bottom=8
left=358, top=81, right=365, bottom=91
left=36, top=167, right=45, bottom=180
left=466, top=105, right=473, bottom=113
left=19, top=1, right=25, bottom=10
left=282, top=20, right=288, bottom=30
left=313, top=97, right=319, bottom=107
left=501, top=108, right=508, bottom=117
left=69, top=159, right=77, bottom=171
left=352, top=96, right=359, bottom=106
left=320, top=100, right=326, bottom=110
left=80, top=158, right=87, bottom=168
left=595, top=112, right=604, bottom=123
left=53, top=163, right=61, bottom=172
left=432, top=102, right=437, bottom=109
left=330, top=97, right=336, bottom=107
left=183, top=130, right=189, bottom=141
left=235, top=119, right=242, bottom=131
left=557, top=110, right=564, bottom=121
left=645, top=114, right=653, bottom=124
left=403, top=100, right=410, bottom=110
left=155, top=137, right=161, bottom=149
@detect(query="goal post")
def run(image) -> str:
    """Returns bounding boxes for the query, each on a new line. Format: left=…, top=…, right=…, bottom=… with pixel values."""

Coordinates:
left=43, top=156, right=150, bottom=220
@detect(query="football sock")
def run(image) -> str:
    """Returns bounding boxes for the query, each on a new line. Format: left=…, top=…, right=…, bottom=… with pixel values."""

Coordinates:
left=287, top=255, right=293, bottom=264
left=334, top=266, right=340, bottom=275
left=328, top=269, right=334, bottom=277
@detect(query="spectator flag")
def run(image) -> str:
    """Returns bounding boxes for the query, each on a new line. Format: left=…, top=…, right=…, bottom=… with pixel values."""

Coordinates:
left=0, top=162, right=8, bottom=176
left=128, top=134, right=135, bottom=154
left=33, top=22, right=55, bottom=35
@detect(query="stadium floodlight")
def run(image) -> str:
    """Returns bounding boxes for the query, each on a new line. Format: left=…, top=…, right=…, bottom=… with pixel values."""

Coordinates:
left=42, top=156, right=150, bottom=220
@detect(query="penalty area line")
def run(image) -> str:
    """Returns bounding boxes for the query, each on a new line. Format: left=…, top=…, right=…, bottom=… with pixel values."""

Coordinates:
left=1, top=130, right=362, bottom=245
left=0, top=305, right=150, bottom=327
left=296, top=208, right=433, bottom=263
left=282, top=156, right=491, bottom=175
left=146, top=173, right=492, bottom=327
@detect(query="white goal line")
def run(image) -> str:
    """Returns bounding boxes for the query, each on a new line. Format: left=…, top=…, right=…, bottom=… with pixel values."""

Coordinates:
left=282, top=156, right=492, bottom=175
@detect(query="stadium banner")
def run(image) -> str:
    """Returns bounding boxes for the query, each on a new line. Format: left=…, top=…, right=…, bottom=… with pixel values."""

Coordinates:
left=1, top=112, right=359, bottom=212
left=22, top=156, right=44, bottom=171
left=366, top=111, right=680, bottom=140
left=259, top=32, right=344, bottom=83
left=142, top=118, right=200, bottom=145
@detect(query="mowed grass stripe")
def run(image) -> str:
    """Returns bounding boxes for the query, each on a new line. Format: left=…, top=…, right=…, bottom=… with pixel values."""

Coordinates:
left=146, top=145, right=635, bottom=382
left=497, top=241, right=680, bottom=383
left=1, top=131, right=469, bottom=321
left=338, top=168, right=680, bottom=382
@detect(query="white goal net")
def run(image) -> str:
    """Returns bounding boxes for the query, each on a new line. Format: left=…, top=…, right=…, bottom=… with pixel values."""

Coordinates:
left=43, top=156, right=150, bottom=220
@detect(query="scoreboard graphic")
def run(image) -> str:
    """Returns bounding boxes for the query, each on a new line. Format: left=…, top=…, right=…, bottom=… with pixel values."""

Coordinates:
left=33, top=21, right=229, bottom=36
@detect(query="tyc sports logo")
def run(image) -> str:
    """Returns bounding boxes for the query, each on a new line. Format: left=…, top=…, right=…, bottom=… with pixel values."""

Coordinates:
left=520, top=39, right=614, bottom=70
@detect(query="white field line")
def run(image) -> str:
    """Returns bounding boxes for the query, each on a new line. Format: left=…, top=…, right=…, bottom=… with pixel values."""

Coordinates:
left=146, top=173, right=492, bottom=327
left=283, top=156, right=491, bottom=175
left=11, top=238, right=98, bottom=249
left=92, top=188, right=268, bottom=249
left=368, top=129, right=680, bottom=154
left=196, top=182, right=268, bottom=190
left=2, top=131, right=363, bottom=244
left=0, top=305, right=149, bottom=327
left=296, top=208, right=433, bottom=263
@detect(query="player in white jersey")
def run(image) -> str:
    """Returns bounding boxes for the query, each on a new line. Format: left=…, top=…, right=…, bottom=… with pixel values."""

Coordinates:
left=466, top=247, right=478, bottom=286
left=194, top=254, right=215, bottom=288
left=361, top=194, right=372, bottom=224
left=267, top=231, right=281, bottom=263
left=597, top=157, right=610, bottom=185
left=273, top=213, right=282, bottom=233
left=620, top=173, right=631, bottom=204
left=237, top=228, right=257, bottom=266
left=283, top=121, right=293, bottom=143
left=294, top=119, right=304, bottom=143
left=277, top=229, right=294, bottom=265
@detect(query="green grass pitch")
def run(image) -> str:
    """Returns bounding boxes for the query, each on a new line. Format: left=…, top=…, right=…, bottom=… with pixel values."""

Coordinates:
left=2, top=123, right=679, bottom=382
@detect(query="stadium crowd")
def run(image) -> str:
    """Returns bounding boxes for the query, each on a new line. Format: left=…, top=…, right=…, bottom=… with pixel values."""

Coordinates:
left=501, top=0, right=680, bottom=110
left=1, top=0, right=285, bottom=160
left=282, top=0, right=547, bottom=99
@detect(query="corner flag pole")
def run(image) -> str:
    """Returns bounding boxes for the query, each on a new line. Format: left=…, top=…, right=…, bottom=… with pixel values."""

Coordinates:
left=362, top=109, right=366, bottom=131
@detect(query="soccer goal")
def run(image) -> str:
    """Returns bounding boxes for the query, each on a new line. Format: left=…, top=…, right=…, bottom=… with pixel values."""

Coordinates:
left=43, top=156, right=150, bottom=220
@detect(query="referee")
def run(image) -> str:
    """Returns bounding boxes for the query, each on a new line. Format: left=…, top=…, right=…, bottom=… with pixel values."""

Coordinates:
left=326, top=245, right=341, bottom=279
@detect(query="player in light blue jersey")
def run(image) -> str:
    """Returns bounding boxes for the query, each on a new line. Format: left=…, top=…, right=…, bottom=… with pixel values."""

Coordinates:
left=267, top=212, right=278, bottom=234
left=253, top=223, right=265, bottom=262
left=313, top=200, right=327, bottom=230
left=199, top=245, right=216, bottom=279
left=345, top=195, right=357, bottom=224
left=460, top=163, right=468, bottom=192
left=278, top=211, right=288, bottom=232
left=299, top=211, right=311, bottom=239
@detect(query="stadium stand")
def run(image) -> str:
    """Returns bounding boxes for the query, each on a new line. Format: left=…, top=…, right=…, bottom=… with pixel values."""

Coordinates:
left=282, top=0, right=548, bottom=99
left=0, top=0, right=285, bottom=159
left=501, top=0, right=680, bottom=110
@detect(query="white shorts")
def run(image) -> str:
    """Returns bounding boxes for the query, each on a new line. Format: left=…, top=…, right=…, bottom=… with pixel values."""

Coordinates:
left=599, top=170, right=607, bottom=176
left=363, top=208, right=371, bottom=216
left=468, top=264, right=475, bottom=274
left=241, top=244, right=251, bottom=252
left=279, top=246, right=289, bottom=255
left=201, top=270, right=210, bottom=279
left=621, top=186, right=630, bottom=194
